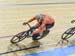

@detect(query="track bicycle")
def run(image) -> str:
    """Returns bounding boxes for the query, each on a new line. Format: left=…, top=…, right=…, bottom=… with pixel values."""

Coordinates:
left=58, top=20, right=75, bottom=44
left=10, top=23, right=49, bottom=44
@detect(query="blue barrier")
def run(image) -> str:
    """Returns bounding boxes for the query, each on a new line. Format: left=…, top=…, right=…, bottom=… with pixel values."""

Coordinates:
left=25, top=45, right=75, bottom=56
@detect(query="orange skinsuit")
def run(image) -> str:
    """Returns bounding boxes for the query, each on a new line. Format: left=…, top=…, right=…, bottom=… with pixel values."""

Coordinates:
left=26, top=14, right=55, bottom=35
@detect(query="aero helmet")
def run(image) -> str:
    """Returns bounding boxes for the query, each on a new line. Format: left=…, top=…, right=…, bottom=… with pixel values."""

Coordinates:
left=35, top=14, right=44, bottom=22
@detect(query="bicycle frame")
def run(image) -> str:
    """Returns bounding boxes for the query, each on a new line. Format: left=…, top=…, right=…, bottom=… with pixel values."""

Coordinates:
left=10, top=23, right=33, bottom=44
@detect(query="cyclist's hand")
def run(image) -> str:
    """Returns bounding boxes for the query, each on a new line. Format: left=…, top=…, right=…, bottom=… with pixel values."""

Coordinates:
left=23, top=22, right=28, bottom=25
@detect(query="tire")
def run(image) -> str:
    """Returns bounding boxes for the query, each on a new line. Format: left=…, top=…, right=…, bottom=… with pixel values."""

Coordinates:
left=10, top=31, right=27, bottom=44
left=61, top=27, right=75, bottom=40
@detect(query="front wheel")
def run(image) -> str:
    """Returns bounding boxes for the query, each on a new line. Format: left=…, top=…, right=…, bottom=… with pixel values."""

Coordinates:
left=10, top=31, right=27, bottom=44
left=61, top=27, right=75, bottom=40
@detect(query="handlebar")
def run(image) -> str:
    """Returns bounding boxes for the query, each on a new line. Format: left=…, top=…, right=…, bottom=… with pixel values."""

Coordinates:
left=23, top=23, right=36, bottom=32
left=25, top=23, right=32, bottom=29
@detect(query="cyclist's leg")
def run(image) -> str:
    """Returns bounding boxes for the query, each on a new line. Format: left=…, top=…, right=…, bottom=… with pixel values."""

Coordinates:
left=32, top=33, right=40, bottom=40
left=32, top=23, right=55, bottom=40
left=31, top=23, right=54, bottom=40
left=46, top=23, right=54, bottom=30
left=41, top=23, right=55, bottom=37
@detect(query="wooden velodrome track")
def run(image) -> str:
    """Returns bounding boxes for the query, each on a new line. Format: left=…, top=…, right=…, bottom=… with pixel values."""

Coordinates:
left=0, top=0, right=75, bottom=56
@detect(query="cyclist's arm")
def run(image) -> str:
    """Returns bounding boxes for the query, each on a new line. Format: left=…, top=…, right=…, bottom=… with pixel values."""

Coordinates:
left=32, top=18, right=47, bottom=34
left=27, top=17, right=36, bottom=23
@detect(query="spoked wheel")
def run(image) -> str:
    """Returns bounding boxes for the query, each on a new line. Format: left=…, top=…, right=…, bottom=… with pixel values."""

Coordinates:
left=61, top=27, right=75, bottom=40
left=10, top=31, right=27, bottom=44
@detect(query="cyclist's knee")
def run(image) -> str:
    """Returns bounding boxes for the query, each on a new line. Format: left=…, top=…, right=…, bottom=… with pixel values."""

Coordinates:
left=46, top=23, right=54, bottom=30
